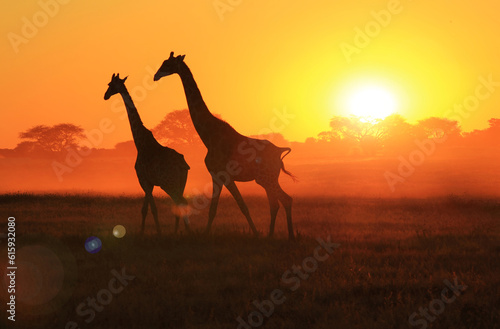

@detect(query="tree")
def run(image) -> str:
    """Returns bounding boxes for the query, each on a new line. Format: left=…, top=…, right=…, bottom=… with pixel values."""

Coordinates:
left=113, top=140, right=136, bottom=156
left=328, top=116, right=385, bottom=155
left=462, top=117, right=500, bottom=147
left=152, top=109, right=202, bottom=146
left=317, top=130, right=335, bottom=142
left=328, top=116, right=386, bottom=142
left=487, top=118, right=500, bottom=130
left=16, top=123, right=85, bottom=154
left=377, top=114, right=412, bottom=139
left=316, top=114, right=423, bottom=156
left=415, top=117, right=461, bottom=139
left=376, top=114, right=415, bottom=153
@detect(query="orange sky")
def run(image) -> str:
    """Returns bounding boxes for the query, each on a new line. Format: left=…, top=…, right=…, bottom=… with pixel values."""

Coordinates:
left=1, top=0, right=500, bottom=149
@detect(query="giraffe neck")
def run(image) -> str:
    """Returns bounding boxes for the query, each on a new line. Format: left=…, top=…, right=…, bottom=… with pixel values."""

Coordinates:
left=177, top=62, right=227, bottom=146
left=119, top=88, right=147, bottom=149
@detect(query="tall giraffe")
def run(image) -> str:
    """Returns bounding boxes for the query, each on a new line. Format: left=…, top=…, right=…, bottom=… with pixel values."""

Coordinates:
left=154, top=53, right=296, bottom=240
left=104, top=73, right=191, bottom=235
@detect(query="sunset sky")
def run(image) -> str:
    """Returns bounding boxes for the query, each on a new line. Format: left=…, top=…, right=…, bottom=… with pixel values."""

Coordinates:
left=1, top=0, right=500, bottom=149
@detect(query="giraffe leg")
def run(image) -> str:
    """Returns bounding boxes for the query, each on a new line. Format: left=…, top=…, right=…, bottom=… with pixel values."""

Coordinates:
left=178, top=195, right=191, bottom=233
left=225, top=181, right=258, bottom=236
left=174, top=216, right=180, bottom=235
left=183, top=213, right=191, bottom=233
left=139, top=181, right=154, bottom=235
left=276, top=186, right=294, bottom=241
left=176, top=195, right=191, bottom=233
left=148, top=194, right=161, bottom=236
left=140, top=196, right=149, bottom=235
left=264, top=188, right=280, bottom=238
left=206, top=177, right=223, bottom=234
left=178, top=171, right=191, bottom=232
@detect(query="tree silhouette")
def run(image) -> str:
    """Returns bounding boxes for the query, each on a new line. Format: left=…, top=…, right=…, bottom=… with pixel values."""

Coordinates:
left=377, top=114, right=412, bottom=139
left=328, top=116, right=388, bottom=142
left=487, top=118, right=500, bottom=130
left=152, top=109, right=201, bottom=146
left=326, top=116, right=388, bottom=155
left=317, top=130, right=336, bottom=142
left=415, top=117, right=461, bottom=139
left=377, top=114, right=415, bottom=153
left=113, top=140, right=136, bottom=156
left=16, top=123, right=85, bottom=154
left=463, top=117, right=500, bottom=147
left=316, top=114, right=437, bottom=155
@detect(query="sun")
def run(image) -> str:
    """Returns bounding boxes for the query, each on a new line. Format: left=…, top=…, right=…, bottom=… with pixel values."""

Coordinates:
left=345, top=85, right=398, bottom=119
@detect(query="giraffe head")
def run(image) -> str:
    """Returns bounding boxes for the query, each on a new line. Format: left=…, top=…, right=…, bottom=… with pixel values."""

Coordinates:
left=154, top=52, right=185, bottom=81
left=104, top=73, right=128, bottom=100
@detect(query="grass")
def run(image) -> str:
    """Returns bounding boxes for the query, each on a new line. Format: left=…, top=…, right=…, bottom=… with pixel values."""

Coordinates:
left=0, top=193, right=499, bottom=328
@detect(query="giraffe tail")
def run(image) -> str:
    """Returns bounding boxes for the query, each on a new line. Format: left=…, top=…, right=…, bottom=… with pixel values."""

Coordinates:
left=279, top=147, right=298, bottom=182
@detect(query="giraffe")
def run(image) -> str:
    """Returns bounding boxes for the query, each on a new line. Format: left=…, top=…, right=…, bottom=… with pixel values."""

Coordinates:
left=104, top=73, right=191, bottom=235
left=154, top=53, right=296, bottom=240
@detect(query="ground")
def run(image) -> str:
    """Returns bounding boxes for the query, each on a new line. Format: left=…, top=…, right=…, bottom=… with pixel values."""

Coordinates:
left=0, top=194, right=499, bottom=329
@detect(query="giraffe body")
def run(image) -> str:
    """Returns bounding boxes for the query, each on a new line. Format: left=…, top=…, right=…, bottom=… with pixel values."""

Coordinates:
left=104, top=73, right=190, bottom=235
left=154, top=53, right=295, bottom=240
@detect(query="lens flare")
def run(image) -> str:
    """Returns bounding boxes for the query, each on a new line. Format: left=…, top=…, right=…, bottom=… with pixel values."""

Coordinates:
left=172, top=204, right=192, bottom=217
left=84, top=236, right=102, bottom=254
left=112, top=225, right=126, bottom=238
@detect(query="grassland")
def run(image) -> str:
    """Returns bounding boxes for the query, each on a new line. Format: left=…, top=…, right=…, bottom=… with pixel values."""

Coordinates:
left=0, top=193, right=499, bottom=329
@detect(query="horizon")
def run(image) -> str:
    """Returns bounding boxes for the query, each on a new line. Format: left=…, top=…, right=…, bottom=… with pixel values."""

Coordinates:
left=2, top=110, right=499, bottom=152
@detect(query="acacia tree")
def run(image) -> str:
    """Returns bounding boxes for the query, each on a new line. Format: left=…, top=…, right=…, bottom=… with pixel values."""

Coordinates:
left=487, top=118, right=500, bottom=130
left=327, top=116, right=388, bottom=155
left=376, top=114, right=412, bottom=139
left=462, top=117, right=500, bottom=147
left=16, top=123, right=85, bottom=154
left=152, top=109, right=201, bottom=146
left=415, top=117, right=461, bottom=139
left=316, top=114, right=421, bottom=155
left=376, top=114, right=415, bottom=153
left=152, top=109, right=227, bottom=148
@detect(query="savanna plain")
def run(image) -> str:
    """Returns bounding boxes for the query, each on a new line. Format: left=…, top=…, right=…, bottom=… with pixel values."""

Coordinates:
left=1, top=188, right=499, bottom=329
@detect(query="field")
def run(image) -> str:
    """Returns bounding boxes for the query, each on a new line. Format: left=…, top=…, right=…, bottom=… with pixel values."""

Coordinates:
left=0, top=194, right=499, bottom=329
left=2, top=146, right=500, bottom=198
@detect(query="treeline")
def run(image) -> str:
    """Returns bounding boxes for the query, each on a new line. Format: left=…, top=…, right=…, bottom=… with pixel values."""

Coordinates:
left=1, top=110, right=499, bottom=160
left=300, top=115, right=500, bottom=157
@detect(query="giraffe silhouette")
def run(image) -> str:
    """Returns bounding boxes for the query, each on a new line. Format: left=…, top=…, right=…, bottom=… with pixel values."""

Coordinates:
left=104, top=73, right=191, bottom=235
left=154, top=53, right=296, bottom=240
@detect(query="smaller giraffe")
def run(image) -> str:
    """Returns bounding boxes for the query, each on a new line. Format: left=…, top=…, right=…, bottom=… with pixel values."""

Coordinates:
left=104, top=73, right=190, bottom=235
